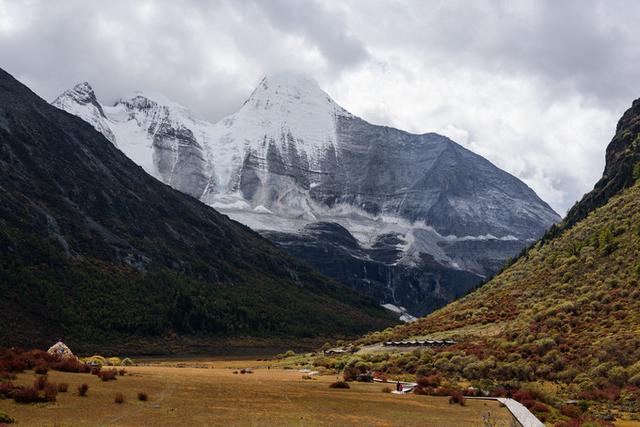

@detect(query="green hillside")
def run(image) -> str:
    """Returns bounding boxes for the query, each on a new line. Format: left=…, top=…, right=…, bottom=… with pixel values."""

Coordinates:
left=304, top=99, right=640, bottom=425
left=362, top=178, right=640, bottom=379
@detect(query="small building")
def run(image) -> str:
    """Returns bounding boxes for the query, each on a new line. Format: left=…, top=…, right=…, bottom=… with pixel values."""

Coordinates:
left=382, top=339, right=457, bottom=348
left=324, top=347, right=348, bottom=356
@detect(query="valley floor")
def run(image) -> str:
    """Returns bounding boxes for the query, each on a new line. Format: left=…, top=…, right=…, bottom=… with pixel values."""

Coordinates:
left=0, top=359, right=515, bottom=426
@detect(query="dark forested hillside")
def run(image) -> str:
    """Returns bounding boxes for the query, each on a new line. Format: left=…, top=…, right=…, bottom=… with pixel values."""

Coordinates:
left=0, top=67, right=394, bottom=353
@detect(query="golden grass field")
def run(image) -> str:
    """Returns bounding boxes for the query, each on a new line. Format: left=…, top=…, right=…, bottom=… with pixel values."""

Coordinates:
left=0, top=359, right=516, bottom=426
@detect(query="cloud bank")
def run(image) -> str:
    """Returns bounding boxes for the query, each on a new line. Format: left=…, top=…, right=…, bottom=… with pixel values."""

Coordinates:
left=1, top=0, right=639, bottom=213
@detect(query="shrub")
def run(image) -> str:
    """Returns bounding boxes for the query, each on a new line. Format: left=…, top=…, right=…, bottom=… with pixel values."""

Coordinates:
left=53, top=358, right=90, bottom=373
left=0, top=382, right=15, bottom=398
left=107, top=357, right=122, bottom=366
left=416, top=374, right=441, bottom=388
left=85, top=355, right=106, bottom=366
left=329, top=381, right=350, bottom=389
left=0, top=410, right=15, bottom=424
left=77, top=383, right=89, bottom=396
left=0, top=371, right=17, bottom=381
left=98, top=369, right=118, bottom=381
left=382, top=386, right=392, bottom=393
left=529, top=402, right=549, bottom=413
left=34, top=362, right=48, bottom=375
left=342, top=366, right=360, bottom=381
left=449, top=392, right=466, bottom=406
left=629, top=373, right=640, bottom=386
left=57, top=383, right=69, bottom=393
left=608, top=366, right=628, bottom=386
left=121, top=358, right=134, bottom=366
left=137, top=391, right=148, bottom=401
left=43, top=383, right=58, bottom=401
left=12, top=386, right=47, bottom=403
left=115, top=392, right=125, bottom=404
left=34, top=375, right=48, bottom=390
left=118, top=369, right=126, bottom=376
left=560, top=404, right=582, bottom=418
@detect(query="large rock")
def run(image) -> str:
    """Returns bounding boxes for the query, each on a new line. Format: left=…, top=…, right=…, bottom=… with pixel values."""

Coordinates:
left=47, top=341, right=76, bottom=360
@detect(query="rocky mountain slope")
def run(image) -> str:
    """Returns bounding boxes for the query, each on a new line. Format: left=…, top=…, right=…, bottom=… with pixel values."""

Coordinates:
left=53, top=74, right=560, bottom=316
left=350, top=97, right=640, bottom=421
left=0, top=67, right=395, bottom=353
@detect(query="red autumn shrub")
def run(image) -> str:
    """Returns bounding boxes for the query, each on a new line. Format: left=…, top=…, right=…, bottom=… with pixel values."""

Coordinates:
left=530, top=402, right=549, bottom=413
left=492, top=386, right=512, bottom=398
left=34, top=375, right=48, bottom=391
left=578, top=386, right=620, bottom=402
left=4, top=357, right=29, bottom=373
left=98, top=369, right=118, bottom=382
left=560, top=404, right=582, bottom=418
left=12, top=384, right=55, bottom=404
left=57, top=383, right=69, bottom=393
left=413, top=386, right=432, bottom=395
left=416, top=374, right=441, bottom=388
left=449, top=391, right=466, bottom=406
left=53, top=358, right=90, bottom=373
left=0, top=382, right=15, bottom=398
left=12, top=386, right=41, bottom=403
left=34, top=362, right=48, bottom=375
left=77, top=383, right=89, bottom=396
left=43, top=383, right=58, bottom=401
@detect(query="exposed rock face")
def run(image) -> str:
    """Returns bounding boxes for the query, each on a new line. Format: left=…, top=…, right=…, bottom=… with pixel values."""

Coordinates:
left=262, top=223, right=484, bottom=316
left=53, top=88, right=210, bottom=198
left=52, top=73, right=561, bottom=316
left=52, top=82, right=116, bottom=144
left=560, top=98, right=640, bottom=233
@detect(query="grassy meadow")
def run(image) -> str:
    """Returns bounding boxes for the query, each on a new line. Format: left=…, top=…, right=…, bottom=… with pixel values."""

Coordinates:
left=0, top=358, right=515, bottom=426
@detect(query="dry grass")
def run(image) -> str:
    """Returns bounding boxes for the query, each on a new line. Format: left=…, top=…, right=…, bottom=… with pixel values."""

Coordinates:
left=0, top=362, right=515, bottom=426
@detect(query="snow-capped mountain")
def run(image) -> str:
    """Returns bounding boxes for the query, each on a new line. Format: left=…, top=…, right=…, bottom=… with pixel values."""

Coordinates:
left=52, top=74, right=561, bottom=316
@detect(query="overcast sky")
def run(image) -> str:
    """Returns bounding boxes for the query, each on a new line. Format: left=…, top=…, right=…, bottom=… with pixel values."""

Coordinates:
left=1, top=0, right=639, bottom=214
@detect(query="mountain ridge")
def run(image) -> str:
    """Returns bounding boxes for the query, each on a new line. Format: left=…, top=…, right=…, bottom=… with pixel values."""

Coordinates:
left=52, top=74, right=560, bottom=317
left=0, top=66, right=395, bottom=352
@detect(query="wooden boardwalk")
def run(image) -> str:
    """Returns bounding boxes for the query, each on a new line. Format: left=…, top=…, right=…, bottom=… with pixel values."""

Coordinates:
left=466, top=397, right=544, bottom=427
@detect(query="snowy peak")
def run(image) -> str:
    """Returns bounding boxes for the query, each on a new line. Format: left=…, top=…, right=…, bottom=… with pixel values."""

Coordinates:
left=52, top=82, right=116, bottom=144
left=208, top=74, right=352, bottom=180
left=243, top=73, right=350, bottom=118
left=53, top=81, right=100, bottom=109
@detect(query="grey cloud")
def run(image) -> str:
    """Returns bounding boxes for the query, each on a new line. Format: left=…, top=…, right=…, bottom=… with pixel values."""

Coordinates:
left=343, top=0, right=640, bottom=109
left=0, top=0, right=637, bottom=213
